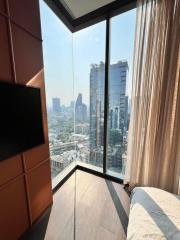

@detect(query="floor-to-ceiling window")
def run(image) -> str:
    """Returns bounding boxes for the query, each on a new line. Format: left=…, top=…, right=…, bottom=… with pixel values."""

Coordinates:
left=107, top=9, right=136, bottom=178
left=73, top=22, right=106, bottom=171
left=40, top=0, right=136, bottom=184
left=40, top=1, right=75, bottom=184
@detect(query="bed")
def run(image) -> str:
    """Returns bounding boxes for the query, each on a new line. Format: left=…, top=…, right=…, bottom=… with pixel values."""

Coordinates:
left=127, top=187, right=180, bottom=240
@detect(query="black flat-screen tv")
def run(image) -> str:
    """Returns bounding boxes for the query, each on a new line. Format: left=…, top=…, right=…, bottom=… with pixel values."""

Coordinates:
left=0, top=80, right=45, bottom=161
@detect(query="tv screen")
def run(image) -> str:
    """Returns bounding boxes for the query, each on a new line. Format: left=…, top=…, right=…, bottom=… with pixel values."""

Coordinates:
left=0, top=81, right=45, bottom=161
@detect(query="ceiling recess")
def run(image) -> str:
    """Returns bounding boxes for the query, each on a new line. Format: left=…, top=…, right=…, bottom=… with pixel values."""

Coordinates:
left=44, top=0, right=136, bottom=32
left=59, top=0, right=116, bottom=19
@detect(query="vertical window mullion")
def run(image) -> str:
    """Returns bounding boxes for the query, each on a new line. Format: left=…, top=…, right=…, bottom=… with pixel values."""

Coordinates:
left=103, top=17, right=110, bottom=174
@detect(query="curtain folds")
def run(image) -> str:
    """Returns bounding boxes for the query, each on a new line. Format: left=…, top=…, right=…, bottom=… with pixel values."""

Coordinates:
left=125, top=0, right=180, bottom=194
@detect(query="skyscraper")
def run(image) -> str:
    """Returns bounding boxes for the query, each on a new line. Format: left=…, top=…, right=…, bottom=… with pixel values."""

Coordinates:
left=75, top=93, right=87, bottom=122
left=109, top=61, right=129, bottom=132
left=89, top=61, right=129, bottom=168
left=52, top=97, right=61, bottom=112
left=89, top=62, right=105, bottom=166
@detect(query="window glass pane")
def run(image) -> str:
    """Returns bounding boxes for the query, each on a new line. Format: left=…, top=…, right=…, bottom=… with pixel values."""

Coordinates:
left=73, top=22, right=106, bottom=170
left=40, top=1, right=75, bottom=183
left=107, top=9, right=136, bottom=178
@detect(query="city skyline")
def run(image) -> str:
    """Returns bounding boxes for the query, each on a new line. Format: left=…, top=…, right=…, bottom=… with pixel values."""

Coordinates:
left=40, top=0, right=135, bottom=178
left=50, top=96, right=131, bottom=108
left=48, top=60, right=129, bottom=175
left=49, top=61, right=131, bottom=109
left=40, top=0, right=136, bottom=107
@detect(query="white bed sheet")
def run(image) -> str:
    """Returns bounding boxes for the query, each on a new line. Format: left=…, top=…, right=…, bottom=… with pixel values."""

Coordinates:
left=127, top=187, right=180, bottom=240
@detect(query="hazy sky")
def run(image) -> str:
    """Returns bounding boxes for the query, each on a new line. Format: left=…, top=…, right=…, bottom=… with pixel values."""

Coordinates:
left=40, top=0, right=136, bottom=107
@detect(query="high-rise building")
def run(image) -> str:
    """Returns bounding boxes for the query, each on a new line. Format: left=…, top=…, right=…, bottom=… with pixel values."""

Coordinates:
left=89, top=61, right=129, bottom=168
left=75, top=93, right=87, bottom=122
left=89, top=62, right=105, bottom=166
left=52, top=97, right=61, bottom=112
left=109, top=61, right=129, bottom=132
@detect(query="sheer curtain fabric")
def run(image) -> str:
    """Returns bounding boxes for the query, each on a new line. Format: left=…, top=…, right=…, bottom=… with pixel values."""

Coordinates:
left=125, top=0, right=180, bottom=194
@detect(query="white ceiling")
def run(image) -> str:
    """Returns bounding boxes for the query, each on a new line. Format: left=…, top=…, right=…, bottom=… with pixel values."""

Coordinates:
left=60, top=0, right=116, bottom=19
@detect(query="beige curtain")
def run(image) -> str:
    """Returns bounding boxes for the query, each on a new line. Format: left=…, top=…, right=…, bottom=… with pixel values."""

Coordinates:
left=125, top=0, right=180, bottom=194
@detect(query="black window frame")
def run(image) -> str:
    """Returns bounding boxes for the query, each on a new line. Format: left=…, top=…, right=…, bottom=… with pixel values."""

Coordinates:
left=41, top=0, right=137, bottom=190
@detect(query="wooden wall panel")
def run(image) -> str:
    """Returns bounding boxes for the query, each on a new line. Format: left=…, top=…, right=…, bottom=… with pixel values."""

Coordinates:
left=0, top=15, right=13, bottom=81
left=0, top=177, right=29, bottom=240
left=24, top=143, right=50, bottom=170
left=8, top=0, right=41, bottom=38
left=0, top=0, right=52, bottom=238
left=27, top=161, right=53, bottom=222
left=0, top=155, right=23, bottom=186
left=0, top=0, right=6, bottom=14
left=12, top=25, right=50, bottom=169
left=23, top=70, right=50, bottom=169
left=11, top=23, right=43, bottom=84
